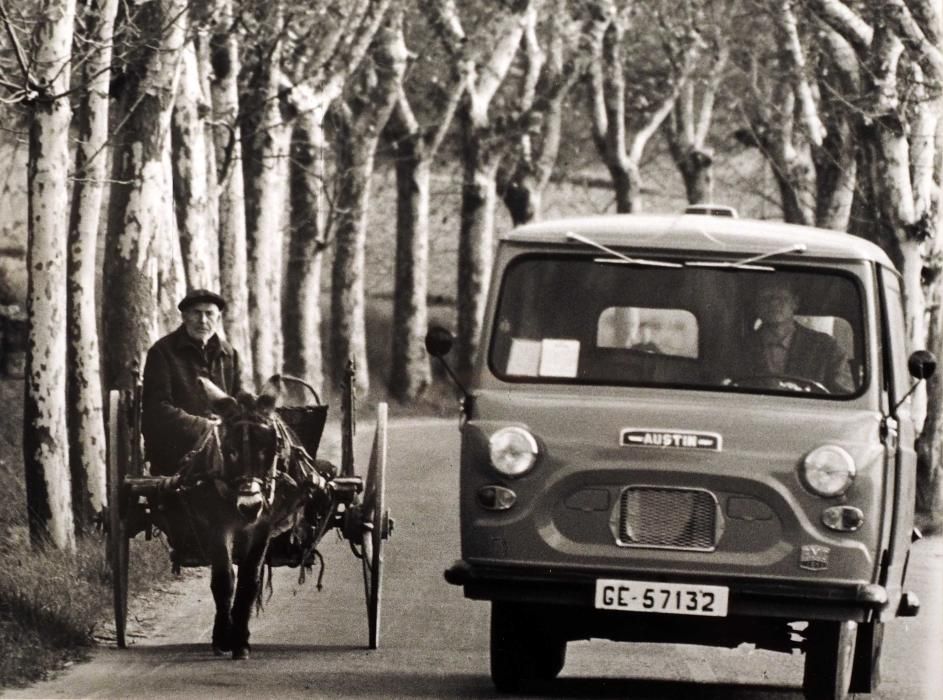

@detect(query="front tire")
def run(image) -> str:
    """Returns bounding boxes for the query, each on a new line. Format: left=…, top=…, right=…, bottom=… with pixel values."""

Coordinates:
left=802, top=620, right=857, bottom=700
left=490, top=602, right=567, bottom=693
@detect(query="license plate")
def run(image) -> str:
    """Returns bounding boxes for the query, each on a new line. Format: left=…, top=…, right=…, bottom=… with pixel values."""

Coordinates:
left=594, top=578, right=729, bottom=617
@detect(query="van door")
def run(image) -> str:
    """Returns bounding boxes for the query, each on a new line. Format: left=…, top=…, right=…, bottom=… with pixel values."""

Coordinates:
left=877, top=267, right=916, bottom=619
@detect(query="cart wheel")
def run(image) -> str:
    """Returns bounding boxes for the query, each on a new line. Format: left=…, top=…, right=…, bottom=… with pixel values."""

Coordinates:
left=360, top=402, right=389, bottom=649
left=107, top=389, right=130, bottom=649
left=803, top=620, right=857, bottom=700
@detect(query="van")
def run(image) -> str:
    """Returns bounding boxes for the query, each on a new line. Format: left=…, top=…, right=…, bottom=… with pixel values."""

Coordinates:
left=426, top=211, right=935, bottom=699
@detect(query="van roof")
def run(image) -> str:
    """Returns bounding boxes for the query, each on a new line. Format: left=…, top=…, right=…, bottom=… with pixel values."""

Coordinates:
left=504, top=214, right=895, bottom=268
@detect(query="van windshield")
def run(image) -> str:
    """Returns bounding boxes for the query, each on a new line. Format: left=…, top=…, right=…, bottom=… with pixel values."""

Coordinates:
left=489, top=255, right=866, bottom=397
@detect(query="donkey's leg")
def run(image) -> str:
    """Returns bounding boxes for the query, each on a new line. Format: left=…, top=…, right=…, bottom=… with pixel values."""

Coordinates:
left=209, top=532, right=235, bottom=655
left=229, top=527, right=270, bottom=660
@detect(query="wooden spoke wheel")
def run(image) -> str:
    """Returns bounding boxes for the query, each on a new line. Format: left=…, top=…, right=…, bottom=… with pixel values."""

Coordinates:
left=107, top=389, right=130, bottom=649
left=359, top=402, right=389, bottom=650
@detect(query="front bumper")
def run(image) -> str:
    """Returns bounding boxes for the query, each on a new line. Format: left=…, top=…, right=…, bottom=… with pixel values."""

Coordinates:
left=444, top=559, right=887, bottom=623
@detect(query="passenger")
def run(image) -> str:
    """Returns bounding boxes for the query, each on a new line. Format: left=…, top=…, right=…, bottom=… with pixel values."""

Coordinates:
left=142, top=289, right=243, bottom=475
left=742, top=279, right=854, bottom=393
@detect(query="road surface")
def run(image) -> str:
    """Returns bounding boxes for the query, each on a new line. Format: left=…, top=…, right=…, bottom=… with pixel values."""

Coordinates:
left=6, top=416, right=942, bottom=699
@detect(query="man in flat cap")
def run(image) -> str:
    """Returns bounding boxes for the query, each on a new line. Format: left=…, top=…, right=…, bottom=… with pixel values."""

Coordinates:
left=142, top=289, right=243, bottom=475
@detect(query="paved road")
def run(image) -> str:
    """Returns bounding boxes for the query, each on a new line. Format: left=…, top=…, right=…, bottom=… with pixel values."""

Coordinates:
left=7, top=417, right=942, bottom=699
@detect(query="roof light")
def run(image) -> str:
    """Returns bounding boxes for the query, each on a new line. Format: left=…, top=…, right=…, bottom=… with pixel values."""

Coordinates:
left=684, top=204, right=738, bottom=218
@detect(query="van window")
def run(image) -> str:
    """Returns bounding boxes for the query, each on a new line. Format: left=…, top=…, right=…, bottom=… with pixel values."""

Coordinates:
left=597, top=307, right=699, bottom=358
left=879, top=268, right=910, bottom=402
left=489, top=255, right=865, bottom=397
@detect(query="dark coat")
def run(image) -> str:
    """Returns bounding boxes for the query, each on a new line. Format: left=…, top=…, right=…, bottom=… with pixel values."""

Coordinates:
left=743, top=322, right=855, bottom=394
left=142, top=325, right=242, bottom=474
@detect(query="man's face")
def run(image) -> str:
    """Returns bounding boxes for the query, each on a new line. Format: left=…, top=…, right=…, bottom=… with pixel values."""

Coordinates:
left=182, top=302, right=221, bottom=343
left=756, top=286, right=798, bottom=326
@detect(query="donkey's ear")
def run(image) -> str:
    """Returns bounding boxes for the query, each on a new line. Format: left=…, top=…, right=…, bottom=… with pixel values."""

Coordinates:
left=198, top=376, right=230, bottom=403
left=214, top=396, right=240, bottom=419
left=199, top=377, right=238, bottom=417
left=257, top=374, right=284, bottom=413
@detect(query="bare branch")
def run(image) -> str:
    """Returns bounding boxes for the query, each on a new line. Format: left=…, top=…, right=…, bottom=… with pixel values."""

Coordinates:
left=805, top=0, right=873, bottom=52
left=773, top=0, right=825, bottom=146
left=885, top=0, right=943, bottom=79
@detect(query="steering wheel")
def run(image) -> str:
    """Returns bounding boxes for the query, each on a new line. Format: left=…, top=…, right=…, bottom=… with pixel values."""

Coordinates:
left=726, top=374, right=831, bottom=394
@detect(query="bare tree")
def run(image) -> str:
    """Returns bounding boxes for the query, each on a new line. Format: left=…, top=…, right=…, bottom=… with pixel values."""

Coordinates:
left=425, top=0, right=540, bottom=377
left=279, top=0, right=392, bottom=391
left=8, top=0, right=78, bottom=549
left=209, top=0, right=253, bottom=386
left=67, top=0, right=118, bottom=534
left=240, top=1, right=291, bottom=387
left=586, top=0, right=702, bottom=213
left=497, top=0, right=606, bottom=224
left=102, top=0, right=189, bottom=391
left=664, top=1, right=732, bottom=205
left=172, top=36, right=220, bottom=290
left=329, top=8, right=408, bottom=397
left=384, top=10, right=465, bottom=402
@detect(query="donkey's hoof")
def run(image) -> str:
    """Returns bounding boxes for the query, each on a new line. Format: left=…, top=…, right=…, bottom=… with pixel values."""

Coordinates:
left=232, top=646, right=250, bottom=661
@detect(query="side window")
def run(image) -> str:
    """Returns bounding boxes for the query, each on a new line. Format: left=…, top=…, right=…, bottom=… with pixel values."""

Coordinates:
left=880, top=268, right=910, bottom=401
left=597, top=307, right=699, bottom=359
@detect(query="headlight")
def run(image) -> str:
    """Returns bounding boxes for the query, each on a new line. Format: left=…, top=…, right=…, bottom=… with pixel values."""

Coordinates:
left=800, top=445, right=856, bottom=497
left=489, top=427, right=539, bottom=477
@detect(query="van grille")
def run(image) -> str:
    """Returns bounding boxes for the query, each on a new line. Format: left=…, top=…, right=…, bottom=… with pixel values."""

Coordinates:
left=618, top=487, right=718, bottom=551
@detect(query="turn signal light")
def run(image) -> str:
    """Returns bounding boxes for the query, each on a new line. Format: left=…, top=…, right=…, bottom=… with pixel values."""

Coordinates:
left=822, top=505, right=864, bottom=532
left=478, top=485, right=517, bottom=511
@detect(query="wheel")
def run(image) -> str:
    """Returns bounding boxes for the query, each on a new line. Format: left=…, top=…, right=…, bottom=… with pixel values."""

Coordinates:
left=107, top=390, right=130, bottom=649
left=490, top=602, right=567, bottom=693
left=802, top=620, right=857, bottom=699
left=360, top=402, right=389, bottom=649
left=849, top=620, right=884, bottom=693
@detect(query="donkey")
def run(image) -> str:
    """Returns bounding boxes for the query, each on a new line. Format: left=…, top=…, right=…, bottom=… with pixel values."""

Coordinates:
left=152, top=376, right=330, bottom=660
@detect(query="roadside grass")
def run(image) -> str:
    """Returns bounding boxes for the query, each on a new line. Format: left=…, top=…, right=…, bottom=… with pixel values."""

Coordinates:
left=0, top=374, right=180, bottom=690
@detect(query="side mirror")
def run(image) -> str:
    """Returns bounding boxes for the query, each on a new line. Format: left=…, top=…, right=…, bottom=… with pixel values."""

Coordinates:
left=908, top=350, right=936, bottom=380
left=425, top=326, right=455, bottom=358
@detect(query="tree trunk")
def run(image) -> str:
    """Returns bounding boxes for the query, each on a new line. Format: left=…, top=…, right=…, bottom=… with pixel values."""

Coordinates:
left=66, top=0, right=117, bottom=535
left=284, top=103, right=328, bottom=395
left=209, top=0, right=252, bottom=385
left=103, top=0, right=188, bottom=391
left=390, top=140, right=432, bottom=400
left=456, top=106, right=501, bottom=377
left=328, top=15, right=406, bottom=394
left=172, top=40, right=219, bottom=290
left=677, top=148, right=714, bottom=205
left=24, top=0, right=77, bottom=550
left=243, top=83, right=290, bottom=388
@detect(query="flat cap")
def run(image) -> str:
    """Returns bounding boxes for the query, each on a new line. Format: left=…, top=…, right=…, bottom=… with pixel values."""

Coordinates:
left=178, top=289, right=227, bottom=312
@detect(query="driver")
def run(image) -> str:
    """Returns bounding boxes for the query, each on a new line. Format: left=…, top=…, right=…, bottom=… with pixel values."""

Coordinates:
left=142, top=289, right=243, bottom=475
left=742, top=279, right=854, bottom=393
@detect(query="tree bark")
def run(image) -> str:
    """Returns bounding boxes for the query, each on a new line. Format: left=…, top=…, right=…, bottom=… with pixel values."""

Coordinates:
left=172, top=40, right=220, bottom=290
left=284, top=101, right=329, bottom=395
left=242, top=48, right=290, bottom=388
left=103, top=0, right=188, bottom=391
left=66, top=0, right=117, bottom=535
left=209, top=0, right=253, bottom=386
left=425, top=0, right=538, bottom=376
left=24, top=0, right=77, bottom=550
left=329, top=13, right=407, bottom=395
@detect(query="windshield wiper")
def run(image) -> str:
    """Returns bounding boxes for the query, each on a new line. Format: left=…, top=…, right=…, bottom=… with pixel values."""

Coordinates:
left=685, top=243, right=808, bottom=270
left=565, top=232, right=682, bottom=268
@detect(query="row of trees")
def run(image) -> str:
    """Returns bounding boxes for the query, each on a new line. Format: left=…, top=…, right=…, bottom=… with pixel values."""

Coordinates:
left=4, top=0, right=942, bottom=549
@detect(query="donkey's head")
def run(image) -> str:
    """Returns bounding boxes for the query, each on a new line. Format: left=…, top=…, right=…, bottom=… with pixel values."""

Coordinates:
left=200, top=376, right=286, bottom=523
